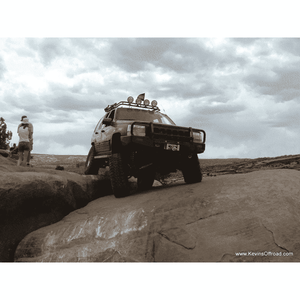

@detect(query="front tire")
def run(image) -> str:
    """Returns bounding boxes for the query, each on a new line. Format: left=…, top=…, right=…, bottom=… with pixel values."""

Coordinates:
left=84, top=145, right=100, bottom=175
left=181, top=153, right=202, bottom=184
left=109, top=153, right=130, bottom=198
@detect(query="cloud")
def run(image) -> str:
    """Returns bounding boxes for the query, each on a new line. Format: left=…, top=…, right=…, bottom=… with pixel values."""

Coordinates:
left=275, top=38, right=300, bottom=57
left=0, top=55, right=7, bottom=79
left=26, top=38, right=72, bottom=66
left=106, top=38, right=248, bottom=76
left=1, top=38, right=300, bottom=158
left=229, top=38, right=261, bottom=46
left=262, top=99, right=300, bottom=129
left=244, top=65, right=300, bottom=102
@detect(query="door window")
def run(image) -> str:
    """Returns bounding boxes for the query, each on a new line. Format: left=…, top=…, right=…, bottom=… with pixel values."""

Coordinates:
left=107, top=109, right=115, bottom=121
left=94, top=113, right=109, bottom=132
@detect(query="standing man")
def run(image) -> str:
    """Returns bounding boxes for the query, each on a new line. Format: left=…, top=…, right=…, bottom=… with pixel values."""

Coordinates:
left=18, top=115, right=33, bottom=166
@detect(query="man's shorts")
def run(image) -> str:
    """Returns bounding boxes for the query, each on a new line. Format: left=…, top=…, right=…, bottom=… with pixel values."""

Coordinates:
left=18, top=141, right=30, bottom=152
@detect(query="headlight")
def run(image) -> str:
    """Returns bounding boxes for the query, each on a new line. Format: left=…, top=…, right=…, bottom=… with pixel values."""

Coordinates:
left=132, top=125, right=146, bottom=136
left=192, top=131, right=202, bottom=142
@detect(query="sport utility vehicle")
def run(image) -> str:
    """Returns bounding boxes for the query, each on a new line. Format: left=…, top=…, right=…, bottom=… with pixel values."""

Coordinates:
left=85, top=93, right=206, bottom=197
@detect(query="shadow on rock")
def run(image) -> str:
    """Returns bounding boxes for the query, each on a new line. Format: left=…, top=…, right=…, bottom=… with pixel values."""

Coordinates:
left=0, top=155, right=112, bottom=262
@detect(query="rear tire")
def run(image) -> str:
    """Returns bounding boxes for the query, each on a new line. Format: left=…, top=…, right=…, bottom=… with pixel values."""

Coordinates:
left=109, top=153, right=130, bottom=198
left=137, top=166, right=155, bottom=191
left=84, top=145, right=100, bottom=175
left=181, top=153, right=202, bottom=184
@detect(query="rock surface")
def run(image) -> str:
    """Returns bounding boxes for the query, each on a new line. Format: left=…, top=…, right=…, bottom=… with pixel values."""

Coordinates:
left=15, top=169, right=300, bottom=262
left=201, top=154, right=300, bottom=176
left=0, top=155, right=112, bottom=262
left=0, top=149, right=10, bottom=157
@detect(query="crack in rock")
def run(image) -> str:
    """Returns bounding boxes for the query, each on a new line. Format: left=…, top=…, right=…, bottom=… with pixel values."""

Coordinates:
left=144, top=230, right=156, bottom=262
left=157, top=231, right=196, bottom=250
left=152, top=238, right=156, bottom=261
left=186, top=211, right=227, bottom=225
left=262, top=222, right=290, bottom=252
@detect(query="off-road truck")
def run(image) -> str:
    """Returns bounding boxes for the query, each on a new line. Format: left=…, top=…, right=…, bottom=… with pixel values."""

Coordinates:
left=85, top=93, right=206, bottom=197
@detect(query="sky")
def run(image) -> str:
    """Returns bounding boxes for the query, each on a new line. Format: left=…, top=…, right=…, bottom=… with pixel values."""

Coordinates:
left=1, top=4, right=299, bottom=159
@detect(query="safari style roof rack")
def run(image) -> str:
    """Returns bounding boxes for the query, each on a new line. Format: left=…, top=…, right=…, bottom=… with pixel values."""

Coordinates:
left=104, top=93, right=160, bottom=112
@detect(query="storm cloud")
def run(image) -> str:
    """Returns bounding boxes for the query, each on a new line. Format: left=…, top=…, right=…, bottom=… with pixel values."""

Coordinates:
left=1, top=37, right=300, bottom=158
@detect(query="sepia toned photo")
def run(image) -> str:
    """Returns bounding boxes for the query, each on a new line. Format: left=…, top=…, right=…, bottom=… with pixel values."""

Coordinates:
left=0, top=3, right=299, bottom=298
left=2, top=37, right=300, bottom=264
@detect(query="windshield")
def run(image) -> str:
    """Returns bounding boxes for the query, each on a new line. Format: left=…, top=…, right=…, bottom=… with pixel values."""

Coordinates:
left=115, top=108, right=175, bottom=125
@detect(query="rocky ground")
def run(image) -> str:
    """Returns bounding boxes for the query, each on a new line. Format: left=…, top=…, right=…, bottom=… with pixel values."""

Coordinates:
left=0, top=154, right=111, bottom=262
left=201, top=154, right=300, bottom=176
left=17, top=152, right=300, bottom=178
left=2, top=151, right=300, bottom=262
left=22, top=153, right=87, bottom=174
left=15, top=168, right=300, bottom=262
left=153, top=154, right=300, bottom=185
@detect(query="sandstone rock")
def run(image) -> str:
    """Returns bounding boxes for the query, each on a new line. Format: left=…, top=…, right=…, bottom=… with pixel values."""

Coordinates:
left=0, top=155, right=112, bottom=261
left=0, top=149, right=10, bottom=157
left=201, top=154, right=300, bottom=176
left=15, top=169, right=300, bottom=262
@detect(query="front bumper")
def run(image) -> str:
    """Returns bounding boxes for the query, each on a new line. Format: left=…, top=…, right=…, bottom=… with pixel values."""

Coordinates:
left=120, top=134, right=205, bottom=154
left=129, top=121, right=205, bottom=154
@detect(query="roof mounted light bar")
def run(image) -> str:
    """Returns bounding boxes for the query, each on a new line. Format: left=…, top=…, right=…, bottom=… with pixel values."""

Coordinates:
left=104, top=93, right=160, bottom=112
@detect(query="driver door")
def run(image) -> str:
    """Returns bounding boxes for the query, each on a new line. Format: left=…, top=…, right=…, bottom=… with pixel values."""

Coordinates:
left=93, top=114, right=107, bottom=154
left=99, top=109, right=116, bottom=154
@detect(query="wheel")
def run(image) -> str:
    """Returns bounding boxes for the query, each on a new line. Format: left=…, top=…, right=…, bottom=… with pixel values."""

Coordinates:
left=109, top=153, right=130, bottom=197
left=84, top=145, right=101, bottom=175
left=137, top=166, right=155, bottom=191
left=181, top=153, right=202, bottom=184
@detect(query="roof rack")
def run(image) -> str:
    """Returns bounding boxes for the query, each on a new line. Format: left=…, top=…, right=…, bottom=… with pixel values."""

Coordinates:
left=104, top=94, right=160, bottom=112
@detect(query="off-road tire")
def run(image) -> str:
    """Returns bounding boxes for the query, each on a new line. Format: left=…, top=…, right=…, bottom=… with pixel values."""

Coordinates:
left=84, top=145, right=100, bottom=175
left=137, top=166, right=155, bottom=191
left=181, top=153, right=202, bottom=184
left=109, top=153, right=130, bottom=198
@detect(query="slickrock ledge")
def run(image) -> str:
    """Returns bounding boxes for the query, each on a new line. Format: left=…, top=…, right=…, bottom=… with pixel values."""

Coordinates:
left=15, top=169, right=300, bottom=262
left=0, top=155, right=112, bottom=261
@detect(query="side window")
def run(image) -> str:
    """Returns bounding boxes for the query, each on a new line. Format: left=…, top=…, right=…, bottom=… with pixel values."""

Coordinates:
left=107, top=110, right=115, bottom=121
left=94, top=113, right=108, bottom=132
left=101, top=110, right=115, bottom=128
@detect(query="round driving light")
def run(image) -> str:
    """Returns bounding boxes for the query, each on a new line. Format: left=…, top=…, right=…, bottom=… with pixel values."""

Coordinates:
left=151, top=100, right=158, bottom=107
left=136, top=98, right=142, bottom=105
left=127, top=96, right=134, bottom=103
left=144, top=99, right=150, bottom=106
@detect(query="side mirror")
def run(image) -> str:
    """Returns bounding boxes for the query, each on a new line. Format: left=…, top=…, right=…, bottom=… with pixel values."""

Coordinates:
left=103, top=118, right=112, bottom=126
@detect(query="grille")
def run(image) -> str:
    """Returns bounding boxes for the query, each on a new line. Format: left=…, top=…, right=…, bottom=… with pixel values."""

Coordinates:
left=153, top=125, right=191, bottom=142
